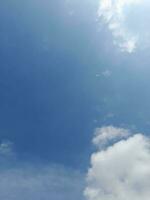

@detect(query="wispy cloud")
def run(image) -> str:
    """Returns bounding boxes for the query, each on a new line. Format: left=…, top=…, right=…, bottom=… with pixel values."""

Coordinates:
left=0, top=141, right=84, bottom=200
left=102, top=70, right=112, bottom=78
left=98, top=0, right=150, bottom=53
left=85, top=126, right=150, bottom=200
left=0, top=165, right=84, bottom=200
left=0, top=141, right=14, bottom=157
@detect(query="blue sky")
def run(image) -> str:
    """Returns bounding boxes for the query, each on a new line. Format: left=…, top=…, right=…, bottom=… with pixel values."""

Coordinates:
left=1, top=0, right=150, bottom=199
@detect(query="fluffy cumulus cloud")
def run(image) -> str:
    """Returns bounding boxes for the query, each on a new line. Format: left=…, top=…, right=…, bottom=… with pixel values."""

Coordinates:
left=98, top=0, right=150, bottom=53
left=84, top=126, right=150, bottom=200
left=0, top=141, right=84, bottom=200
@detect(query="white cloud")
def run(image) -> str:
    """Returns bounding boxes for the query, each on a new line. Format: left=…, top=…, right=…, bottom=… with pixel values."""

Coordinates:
left=98, top=0, right=150, bottom=53
left=93, top=126, right=130, bottom=146
left=84, top=126, right=150, bottom=200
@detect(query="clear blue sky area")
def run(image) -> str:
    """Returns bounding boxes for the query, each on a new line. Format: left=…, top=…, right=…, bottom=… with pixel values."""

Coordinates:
left=0, top=0, right=150, bottom=169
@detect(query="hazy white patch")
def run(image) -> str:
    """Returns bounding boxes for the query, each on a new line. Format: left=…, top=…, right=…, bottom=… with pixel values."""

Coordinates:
left=103, top=113, right=115, bottom=122
left=0, top=141, right=14, bottom=157
left=102, top=70, right=112, bottom=77
left=0, top=142, right=84, bottom=200
left=93, top=119, right=98, bottom=124
left=0, top=165, right=84, bottom=200
left=93, top=126, right=130, bottom=146
left=105, top=113, right=115, bottom=119
left=84, top=126, right=150, bottom=200
left=68, top=10, right=75, bottom=16
left=98, top=0, right=150, bottom=53
left=96, top=74, right=100, bottom=77
left=65, top=0, right=75, bottom=16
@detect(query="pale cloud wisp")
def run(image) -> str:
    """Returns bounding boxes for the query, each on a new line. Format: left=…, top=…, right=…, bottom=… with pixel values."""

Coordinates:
left=98, top=0, right=150, bottom=53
